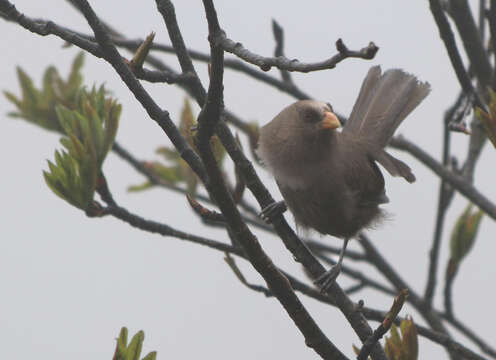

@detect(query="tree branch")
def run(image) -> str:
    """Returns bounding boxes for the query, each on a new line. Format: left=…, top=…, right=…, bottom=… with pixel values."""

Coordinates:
left=271, top=19, right=293, bottom=84
left=449, top=0, right=493, bottom=88
left=390, top=136, right=496, bottom=219
left=423, top=92, right=465, bottom=306
left=357, top=290, right=408, bottom=360
left=219, top=34, right=379, bottom=73
left=101, top=203, right=238, bottom=254
left=428, top=0, right=486, bottom=109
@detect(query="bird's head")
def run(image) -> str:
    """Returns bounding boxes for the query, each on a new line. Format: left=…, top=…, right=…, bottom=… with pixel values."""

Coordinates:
left=257, top=100, right=341, bottom=171
left=294, top=100, right=341, bottom=138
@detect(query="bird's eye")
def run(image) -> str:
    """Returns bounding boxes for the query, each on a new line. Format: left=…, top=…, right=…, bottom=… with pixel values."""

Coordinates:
left=304, top=108, right=321, bottom=123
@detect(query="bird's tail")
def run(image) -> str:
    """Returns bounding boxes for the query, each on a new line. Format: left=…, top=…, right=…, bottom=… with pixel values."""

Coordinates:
left=343, top=66, right=431, bottom=148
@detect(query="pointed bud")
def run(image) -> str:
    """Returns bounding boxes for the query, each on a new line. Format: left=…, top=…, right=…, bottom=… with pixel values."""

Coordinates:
left=450, top=204, right=484, bottom=265
left=475, top=88, right=496, bottom=148
left=129, top=32, right=156, bottom=71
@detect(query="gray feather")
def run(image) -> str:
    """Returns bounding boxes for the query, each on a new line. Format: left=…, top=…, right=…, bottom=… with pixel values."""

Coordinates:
left=373, top=150, right=416, bottom=183
left=344, top=66, right=431, bottom=148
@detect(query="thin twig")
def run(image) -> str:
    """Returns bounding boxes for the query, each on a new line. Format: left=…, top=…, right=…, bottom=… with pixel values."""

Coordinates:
left=271, top=19, right=293, bottom=84
left=112, top=142, right=265, bottom=228
left=186, top=195, right=225, bottom=223
left=449, top=0, right=492, bottom=89
left=96, top=172, right=117, bottom=206
left=195, top=0, right=224, bottom=147
left=0, top=2, right=102, bottom=56
left=428, top=0, right=486, bottom=109
left=424, top=92, right=465, bottom=306
left=102, top=204, right=239, bottom=254
left=444, top=259, right=457, bottom=319
left=357, top=289, right=408, bottom=360
left=219, top=34, right=379, bottom=73
left=443, top=315, right=496, bottom=359
left=390, top=135, right=496, bottom=219
left=224, top=253, right=272, bottom=297
left=489, top=0, right=496, bottom=88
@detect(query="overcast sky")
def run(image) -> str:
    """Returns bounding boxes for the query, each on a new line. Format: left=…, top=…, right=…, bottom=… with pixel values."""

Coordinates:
left=1, top=1, right=494, bottom=359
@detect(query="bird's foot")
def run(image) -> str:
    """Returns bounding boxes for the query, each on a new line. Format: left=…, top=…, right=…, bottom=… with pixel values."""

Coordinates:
left=259, top=201, right=287, bottom=223
left=314, top=264, right=342, bottom=293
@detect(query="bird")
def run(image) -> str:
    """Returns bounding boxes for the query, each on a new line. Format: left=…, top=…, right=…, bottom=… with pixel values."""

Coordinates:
left=256, top=65, right=430, bottom=291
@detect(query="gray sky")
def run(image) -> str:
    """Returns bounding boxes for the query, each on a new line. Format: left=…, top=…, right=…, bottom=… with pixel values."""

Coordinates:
left=1, top=1, right=494, bottom=359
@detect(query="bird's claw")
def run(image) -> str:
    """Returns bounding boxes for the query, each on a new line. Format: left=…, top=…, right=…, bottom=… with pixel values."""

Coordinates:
left=259, top=201, right=287, bottom=223
left=314, top=264, right=342, bottom=293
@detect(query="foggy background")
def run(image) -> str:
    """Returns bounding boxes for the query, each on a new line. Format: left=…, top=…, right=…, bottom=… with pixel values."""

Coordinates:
left=1, top=1, right=494, bottom=359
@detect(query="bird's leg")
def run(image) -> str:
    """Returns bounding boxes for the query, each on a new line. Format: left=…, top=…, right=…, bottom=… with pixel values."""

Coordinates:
left=314, top=237, right=350, bottom=292
left=259, top=201, right=287, bottom=223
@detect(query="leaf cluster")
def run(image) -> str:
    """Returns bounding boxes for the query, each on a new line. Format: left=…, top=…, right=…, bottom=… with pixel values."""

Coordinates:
left=4, top=53, right=121, bottom=211
left=384, top=317, right=418, bottom=360
left=113, top=327, right=157, bottom=360
left=4, top=52, right=85, bottom=133
left=128, top=98, right=225, bottom=196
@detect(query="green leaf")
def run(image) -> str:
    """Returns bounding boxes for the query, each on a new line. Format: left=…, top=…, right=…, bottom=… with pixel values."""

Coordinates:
left=67, top=52, right=85, bottom=91
left=102, top=99, right=121, bottom=157
left=179, top=97, right=197, bottom=151
left=3, top=90, right=21, bottom=108
left=141, top=352, right=157, bottom=360
left=127, top=182, right=155, bottom=192
left=17, top=67, right=39, bottom=106
left=118, top=327, right=129, bottom=348
left=126, top=331, right=144, bottom=360
left=401, top=317, right=418, bottom=360
left=156, top=146, right=180, bottom=161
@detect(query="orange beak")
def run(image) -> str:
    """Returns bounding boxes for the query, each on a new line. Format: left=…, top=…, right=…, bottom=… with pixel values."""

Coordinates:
left=319, top=111, right=341, bottom=130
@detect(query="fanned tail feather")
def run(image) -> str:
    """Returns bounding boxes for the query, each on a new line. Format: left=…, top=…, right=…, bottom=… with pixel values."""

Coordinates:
left=344, top=66, right=431, bottom=148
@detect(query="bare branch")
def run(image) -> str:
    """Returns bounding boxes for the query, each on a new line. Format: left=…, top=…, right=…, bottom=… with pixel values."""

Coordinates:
left=424, top=92, right=465, bottom=306
left=0, top=1, right=102, bottom=56
left=101, top=203, right=238, bottom=254
left=219, top=34, right=379, bottom=73
left=390, top=136, right=496, bottom=220
left=489, top=0, right=496, bottom=88
left=186, top=195, right=226, bottom=224
left=428, top=0, right=486, bottom=109
left=449, top=0, right=493, bottom=89
left=196, top=0, right=225, bottom=146
left=271, top=19, right=293, bottom=83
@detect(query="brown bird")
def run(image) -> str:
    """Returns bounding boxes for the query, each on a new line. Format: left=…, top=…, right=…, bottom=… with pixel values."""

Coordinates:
left=257, top=66, right=430, bottom=291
